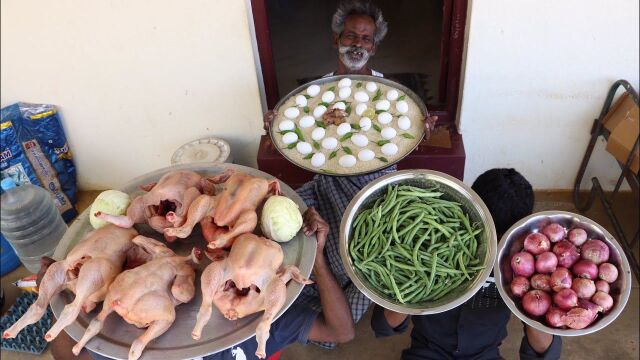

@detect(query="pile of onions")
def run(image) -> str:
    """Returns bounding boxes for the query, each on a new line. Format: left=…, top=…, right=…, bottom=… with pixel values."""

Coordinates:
left=509, top=224, right=618, bottom=329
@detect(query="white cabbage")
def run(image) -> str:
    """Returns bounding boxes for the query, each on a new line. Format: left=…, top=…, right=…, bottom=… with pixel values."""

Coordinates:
left=260, top=196, right=303, bottom=242
left=89, top=190, right=131, bottom=229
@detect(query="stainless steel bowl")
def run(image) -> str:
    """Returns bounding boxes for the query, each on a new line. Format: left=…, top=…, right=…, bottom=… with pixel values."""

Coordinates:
left=495, top=211, right=632, bottom=336
left=339, top=170, right=497, bottom=314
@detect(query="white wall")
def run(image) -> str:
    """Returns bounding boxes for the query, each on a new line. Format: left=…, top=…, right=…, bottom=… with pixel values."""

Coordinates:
left=1, top=0, right=264, bottom=190
left=459, top=0, right=639, bottom=189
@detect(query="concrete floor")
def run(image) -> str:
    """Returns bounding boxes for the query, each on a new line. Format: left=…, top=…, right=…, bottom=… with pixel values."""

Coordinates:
left=1, top=190, right=638, bottom=359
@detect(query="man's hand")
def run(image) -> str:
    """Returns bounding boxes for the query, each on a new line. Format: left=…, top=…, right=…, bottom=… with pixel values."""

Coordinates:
left=302, top=207, right=329, bottom=254
left=423, top=114, right=438, bottom=140
left=263, top=110, right=277, bottom=131
left=36, top=256, right=56, bottom=289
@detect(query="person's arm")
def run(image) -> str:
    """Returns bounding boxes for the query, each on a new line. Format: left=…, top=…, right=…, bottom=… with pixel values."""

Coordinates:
left=303, top=207, right=355, bottom=343
left=370, top=305, right=411, bottom=338
left=520, top=324, right=562, bottom=360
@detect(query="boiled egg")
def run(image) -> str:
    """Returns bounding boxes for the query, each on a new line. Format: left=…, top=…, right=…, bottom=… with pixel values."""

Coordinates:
left=322, top=137, right=338, bottom=150
left=396, top=100, right=409, bottom=114
left=386, top=89, right=399, bottom=101
left=381, top=143, right=399, bottom=156
left=336, top=123, right=352, bottom=136
left=338, top=78, right=352, bottom=88
left=278, top=119, right=295, bottom=131
left=339, top=154, right=357, bottom=168
left=299, top=115, right=315, bottom=128
left=354, top=91, right=369, bottom=103
left=366, top=81, right=378, bottom=93
left=358, top=149, right=375, bottom=161
left=359, top=117, right=372, bottom=131
left=296, top=142, right=312, bottom=155
left=313, top=105, right=327, bottom=118
left=322, top=91, right=335, bottom=103
left=355, top=103, right=368, bottom=116
left=311, top=153, right=326, bottom=168
left=284, top=107, right=300, bottom=119
left=398, top=116, right=411, bottom=130
left=282, top=132, right=298, bottom=144
left=375, top=100, right=391, bottom=111
left=307, top=84, right=321, bottom=97
left=377, top=112, right=392, bottom=125
left=351, top=134, right=369, bottom=147
left=311, top=127, right=326, bottom=141
left=339, top=87, right=352, bottom=99
left=381, top=127, right=397, bottom=140
left=332, top=102, right=346, bottom=110
left=295, top=95, right=307, bottom=107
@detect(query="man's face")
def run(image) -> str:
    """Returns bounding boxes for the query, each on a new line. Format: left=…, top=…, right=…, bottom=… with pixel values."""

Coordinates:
left=334, top=15, right=377, bottom=71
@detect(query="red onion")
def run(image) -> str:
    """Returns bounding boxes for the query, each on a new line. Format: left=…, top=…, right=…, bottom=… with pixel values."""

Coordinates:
left=531, top=274, right=552, bottom=292
left=553, top=240, right=580, bottom=268
left=595, top=280, right=610, bottom=293
left=550, top=267, right=573, bottom=292
left=562, top=307, right=597, bottom=329
left=598, top=263, right=618, bottom=283
left=572, top=278, right=596, bottom=299
left=578, top=298, right=604, bottom=314
left=524, top=233, right=551, bottom=255
left=554, top=288, right=579, bottom=310
left=542, top=223, right=566, bottom=242
left=591, top=291, right=614, bottom=312
left=545, top=307, right=567, bottom=328
left=572, top=259, right=599, bottom=279
left=581, top=239, right=610, bottom=265
left=535, top=252, right=558, bottom=273
left=510, top=276, right=530, bottom=297
left=511, top=251, right=535, bottom=277
left=568, top=228, right=588, bottom=246
left=522, top=290, right=552, bottom=317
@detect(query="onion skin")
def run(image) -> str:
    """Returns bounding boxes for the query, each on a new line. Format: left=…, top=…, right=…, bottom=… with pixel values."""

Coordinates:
left=546, top=307, right=567, bottom=328
left=510, top=276, right=531, bottom=297
left=598, top=263, right=619, bottom=283
left=542, top=223, right=566, bottom=243
left=595, top=280, right=610, bottom=293
left=572, top=278, right=596, bottom=299
left=522, top=290, right=552, bottom=317
left=577, top=298, right=604, bottom=314
left=553, top=240, right=581, bottom=268
left=535, top=252, right=558, bottom=273
left=550, top=267, right=573, bottom=292
left=581, top=239, right=610, bottom=265
left=562, top=308, right=597, bottom=329
left=531, top=274, right=552, bottom=292
left=554, top=288, right=579, bottom=310
left=591, top=291, right=614, bottom=312
left=572, top=259, right=599, bottom=279
left=568, top=228, right=588, bottom=246
left=524, top=233, right=551, bottom=255
left=511, top=251, right=536, bottom=277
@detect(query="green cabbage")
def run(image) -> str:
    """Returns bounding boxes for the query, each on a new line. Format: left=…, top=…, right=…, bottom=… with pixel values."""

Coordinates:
left=260, top=195, right=303, bottom=242
left=89, top=190, right=131, bottom=229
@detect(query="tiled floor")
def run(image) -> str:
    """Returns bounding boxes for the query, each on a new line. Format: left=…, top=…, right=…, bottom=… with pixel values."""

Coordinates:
left=1, top=190, right=638, bottom=360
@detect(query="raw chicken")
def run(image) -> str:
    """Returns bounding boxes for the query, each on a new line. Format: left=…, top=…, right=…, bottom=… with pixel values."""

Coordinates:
left=191, top=233, right=311, bottom=359
left=96, top=170, right=215, bottom=241
left=72, top=237, right=202, bottom=360
left=2, top=225, right=140, bottom=341
left=164, top=170, right=281, bottom=254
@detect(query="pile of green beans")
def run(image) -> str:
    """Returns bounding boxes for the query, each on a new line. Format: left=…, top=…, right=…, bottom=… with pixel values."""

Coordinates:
left=349, top=184, right=485, bottom=304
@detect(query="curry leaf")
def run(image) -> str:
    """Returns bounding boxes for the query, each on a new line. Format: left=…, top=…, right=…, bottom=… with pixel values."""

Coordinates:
left=329, top=150, right=338, bottom=160
left=303, top=106, right=310, bottom=114
left=356, top=82, right=363, bottom=88
left=343, top=146, right=352, bottom=155
left=294, top=126, right=305, bottom=142
left=285, top=142, right=298, bottom=149
left=303, top=153, right=314, bottom=160
left=339, top=132, right=354, bottom=142
left=321, top=169, right=337, bottom=174
left=377, top=156, right=389, bottom=163
left=320, top=102, right=331, bottom=107
left=397, top=95, right=406, bottom=101
left=278, top=130, right=293, bottom=135
left=312, top=140, right=321, bottom=150
left=351, top=123, right=361, bottom=130
left=328, top=86, right=336, bottom=92
left=346, top=105, right=352, bottom=115
left=372, top=124, right=382, bottom=132
left=304, top=94, right=312, bottom=99
left=401, top=133, right=416, bottom=139
left=375, top=109, right=386, bottom=114
left=372, top=88, right=382, bottom=101
left=376, top=140, right=391, bottom=146
left=315, top=120, right=326, bottom=129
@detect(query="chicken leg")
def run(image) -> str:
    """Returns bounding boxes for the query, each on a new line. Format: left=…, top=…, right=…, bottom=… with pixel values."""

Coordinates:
left=165, top=194, right=217, bottom=239
left=254, top=277, right=287, bottom=359
left=191, top=260, right=227, bottom=340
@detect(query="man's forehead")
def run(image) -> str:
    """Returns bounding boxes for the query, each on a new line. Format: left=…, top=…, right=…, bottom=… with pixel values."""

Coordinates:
left=342, top=14, right=375, bottom=35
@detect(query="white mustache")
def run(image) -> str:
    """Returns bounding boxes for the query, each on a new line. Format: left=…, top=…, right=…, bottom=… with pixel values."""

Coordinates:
left=338, top=45, right=371, bottom=70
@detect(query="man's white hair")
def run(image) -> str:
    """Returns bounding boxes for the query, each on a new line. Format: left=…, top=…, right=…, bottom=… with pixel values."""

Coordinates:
left=331, top=0, right=388, bottom=44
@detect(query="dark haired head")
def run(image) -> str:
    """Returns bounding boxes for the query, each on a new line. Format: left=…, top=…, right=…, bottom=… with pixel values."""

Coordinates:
left=471, top=168, right=534, bottom=236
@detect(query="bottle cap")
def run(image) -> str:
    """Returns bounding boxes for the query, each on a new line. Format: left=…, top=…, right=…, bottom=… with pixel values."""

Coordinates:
left=1, top=178, right=17, bottom=191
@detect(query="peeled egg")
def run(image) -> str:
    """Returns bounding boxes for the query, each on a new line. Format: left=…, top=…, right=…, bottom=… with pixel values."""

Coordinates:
left=355, top=103, right=368, bottom=116
left=282, top=132, right=298, bottom=144
left=339, top=87, right=352, bottom=99
left=381, top=143, right=399, bottom=156
left=386, top=89, right=399, bottom=101
left=398, top=116, right=411, bottom=130
left=311, top=127, right=326, bottom=141
left=339, top=154, right=357, bottom=168
left=351, top=134, right=369, bottom=147
left=396, top=100, right=409, bottom=114
left=296, top=142, right=312, bottom=155
left=381, top=127, right=397, bottom=140
left=338, top=78, right=352, bottom=88
left=354, top=91, right=369, bottom=103
left=313, top=105, right=327, bottom=118
left=278, top=119, right=295, bottom=131
left=375, top=100, right=391, bottom=111
left=336, top=123, right=352, bottom=136
left=359, top=117, right=372, bottom=131
left=299, top=115, right=315, bottom=128
left=307, top=84, right=321, bottom=97
left=322, top=91, right=335, bottom=103
left=311, top=153, right=326, bottom=168
left=284, top=107, right=300, bottom=119
left=332, top=102, right=346, bottom=110
left=358, top=149, right=375, bottom=161
left=295, top=95, right=307, bottom=107
left=377, top=112, right=392, bottom=125
left=322, top=137, right=338, bottom=150
left=366, top=81, right=378, bottom=93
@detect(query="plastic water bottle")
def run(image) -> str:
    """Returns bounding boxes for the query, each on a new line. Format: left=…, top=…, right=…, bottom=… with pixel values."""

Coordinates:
left=1, top=178, right=68, bottom=273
